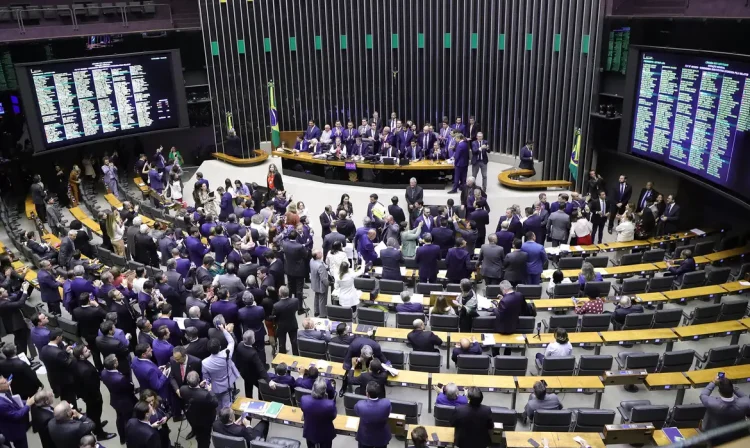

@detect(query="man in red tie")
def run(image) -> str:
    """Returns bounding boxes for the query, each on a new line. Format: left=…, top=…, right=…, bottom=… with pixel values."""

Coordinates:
left=169, top=346, right=203, bottom=428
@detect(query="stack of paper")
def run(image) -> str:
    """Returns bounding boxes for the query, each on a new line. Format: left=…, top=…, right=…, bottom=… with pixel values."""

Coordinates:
left=477, top=294, right=495, bottom=310
left=690, top=229, right=706, bottom=236
left=240, top=401, right=267, bottom=414
left=374, top=241, right=387, bottom=257
left=173, top=317, right=186, bottom=330
left=545, top=247, right=561, bottom=255
left=345, top=417, right=358, bottom=429
left=391, top=294, right=403, bottom=303
left=482, top=334, right=496, bottom=346
left=560, top=244, right=571, bottom=251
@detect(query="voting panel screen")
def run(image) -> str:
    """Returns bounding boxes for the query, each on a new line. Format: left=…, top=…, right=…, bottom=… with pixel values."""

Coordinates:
left=629, top=50, right=750, bottom=198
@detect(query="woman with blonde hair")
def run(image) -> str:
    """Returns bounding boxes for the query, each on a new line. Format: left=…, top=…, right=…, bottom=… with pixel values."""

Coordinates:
left=68, top=165, right=82, bottom=206
left=108, top=212, right=126, bottom=256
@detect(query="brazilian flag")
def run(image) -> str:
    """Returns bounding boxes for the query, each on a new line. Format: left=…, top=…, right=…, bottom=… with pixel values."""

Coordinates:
left=268, top=82, right=281, bottom=147
left=569, top=127, right=581, bottom=181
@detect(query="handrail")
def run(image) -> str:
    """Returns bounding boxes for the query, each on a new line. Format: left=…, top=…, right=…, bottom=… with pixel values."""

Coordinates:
left=8, top=3, right=173, bottom=35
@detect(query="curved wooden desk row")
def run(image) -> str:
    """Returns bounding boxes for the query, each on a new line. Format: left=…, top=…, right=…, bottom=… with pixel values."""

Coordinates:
left=272, top=149, right=454, bottom=170
left=212, top=149, right=270, bottom=166
left=498, top=169, right=572, bottom=190
left=25, top=196, right=36, bottom=220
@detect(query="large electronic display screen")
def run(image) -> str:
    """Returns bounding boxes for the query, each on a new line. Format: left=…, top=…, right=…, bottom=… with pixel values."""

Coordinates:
left=628, top=50, right=750, bottom=199
left=16, top=50, right=189, bottom=153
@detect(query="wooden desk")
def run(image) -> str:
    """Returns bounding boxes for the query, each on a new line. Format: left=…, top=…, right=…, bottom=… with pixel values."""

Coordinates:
left=685, top=365, right=750, bottom=387
left=722, top=281, right=750, bottom=294
left=556, top=376, right=604, bottom=393
left=664, top=285, right=727, bottom=303
left=554, top=433, right=606, bottom=448
left=213, top=150, right=269, bottom=166
left=705, top=246, right=750, bottom=263
left=271, top=354, right=347, bottom=378
left=531, top=298, right=589, bottom=312
left=526, top=332, right=604, bottom=349
left=653, top=256, right=711, bottom=270
left=672, top=321, right=746, bottom=344
left=635, top=293, right=669, bottom=305
left=274, top=150, right=453, bottom=170
left=104, top=194, right=123, bottom=209
left=69, top=207, right=103, bottom=236
left=644, top=372, right=692, bottom=405
left=600, top=328, right=678, bottom=348
left=602, top=263, right=660, bottom=278
left=741, top=317, right=750, bottom=331
left=404, top=425, right=455, bottom=446
left=452, top=332, right=527, bottom=349
left=133, top=177, right=150, bottom=193
left=547, top=245, right=600, bottom=256
left=596, top=240, right=651, bottom=252
left=652, top=428, right=700, bottom=446
left=385, top=369, right=430, bottom=388
left=25, top=196, right=36, bottom=219
left=517, top=377, right=562, bottom=392
left=431, top=373, right=515, bottom=393
left=648, top=228, right=714, bottom=246
left=542, top=268, right=581, bottom=280
left=361, top=292, right=433, bottom=307
left=498, top=169, right=572, bottom=190
left=437, top=270, right=476, bottom=280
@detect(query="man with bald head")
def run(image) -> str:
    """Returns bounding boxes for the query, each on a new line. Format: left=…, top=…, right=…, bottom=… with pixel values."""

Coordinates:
left=451, top=337, right=482, bottom=363
left=407, top=319, right=443, bottom=352
left=47, top=401, right=96, bottom=448
left=358, top=229, right=378, bottom=266
left=298, top=317, right=331, bottom=342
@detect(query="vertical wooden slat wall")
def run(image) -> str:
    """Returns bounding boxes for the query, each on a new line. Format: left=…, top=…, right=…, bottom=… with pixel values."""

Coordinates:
left=200, top=0, right=603, bottom=186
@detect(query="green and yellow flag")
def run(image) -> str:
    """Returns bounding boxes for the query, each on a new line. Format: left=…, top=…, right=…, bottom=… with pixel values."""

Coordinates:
left=569, top=127, right=581, bottom=181
left=268, top=81, right=281, bottom=147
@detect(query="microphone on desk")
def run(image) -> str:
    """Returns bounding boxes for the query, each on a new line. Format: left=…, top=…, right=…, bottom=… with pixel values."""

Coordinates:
left=535, top=322, right=542, bottom=340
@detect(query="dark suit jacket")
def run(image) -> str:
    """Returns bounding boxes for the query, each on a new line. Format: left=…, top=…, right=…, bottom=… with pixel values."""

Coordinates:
left=184, top=318, right=210, bottom=338
left=0, top=357, right=42, bottom=399
left=39, top=344, right=75, bottom=395
left=663, top=203, right=681, bottom=233
left=31, top=405, right=55, bottom=448
left=319, top=211, right=336, bottom=237
left=58, top=237, right=75, bottom=268
left=354, top=398, right=392, bottom=446
left=613, top=182, right=633, bottom=206
left=415, top=244, right=441, bottom=280
left=336, top=219, right=357, bottom=241
left=101, top=369, right=137, bottom=414
left=37, top=269, right=62, bottom=305
left=134, top=233, right=160, bottom=267
left=502, top=251, right=528, bottom=285
left=588, top=198, right=611, bottom=224
left=125, top=418, right=162, bottom=448
left=232, top=342, right=269, bottom=387
left=404, top=186, right=424, bottom=206
left=72, top=305, right=107, bottom=342
left=184, top=338, right=211, bottom=360
left=212, top=420, right=264, bottom=447
left=95, top=335, right=130, bottom=375
left=47, top=417, right=96, bottom=448
left=636, top=188, right=659, bottom=212
left=273, top=298, right=299, bottom=331
left=431, top=227, right=455, bottom=258
left=380, top=247, right=404, bottom=281
left=299, top=395, right=337, bottom=443
left=452, top=404, right=494, bottom=448
left=445, top=247, right=472, bottom=283
left=669, top=257, right=696, bottom=282
left=282, top=240, right=308, bottom=278
left=178, top=386, right=218, bottom=428
left=493, top=292, right=526, bottom=334
left=407, top=329, right=443, bottom=352
left=73, top=359, right=103, bottom=401
left=169, top=356, right=202, bottom=392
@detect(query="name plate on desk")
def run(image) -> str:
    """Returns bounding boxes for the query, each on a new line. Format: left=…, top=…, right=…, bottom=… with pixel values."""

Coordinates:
left=603, top=423, right=655, bottom=445
left=602, top=370, right=648, bottom=385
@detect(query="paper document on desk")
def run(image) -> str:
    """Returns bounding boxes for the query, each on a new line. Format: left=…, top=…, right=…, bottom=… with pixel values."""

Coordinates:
left=545, top=247, right=560, bottom=255
left=345, top=417, right=358, bottom=429
left=241, top=401, right=267, bottom=414
left=594, top=268, right=608, bottom=275
left=374, top=241, right=387, bottom=257
left=575, top=245, right=583, bottom=251
left=560, top=244, right=571, bottom=251
left=374, top=267, right=383, bottom=275
left=383, top=365, right=399, bottom=376
left=411, top=293, right=424, bottom=303
left=391, top=294, right=403, bottom=303
left=482, top=334, right=496, bottom=346
left=690, top=229, right=706, bottom=236
left=18, top=353, right=31, bottom=366
left=740, top=281, right=750, bottom=286
left=474, top=248, right=481, bottom=256
left=264, top=402, right=284, bottom=418
left=316, top=360, right=330, bottom=370
left=477, top=294, right=494, bottom=310
left=173, top=317, right=186, bottom=330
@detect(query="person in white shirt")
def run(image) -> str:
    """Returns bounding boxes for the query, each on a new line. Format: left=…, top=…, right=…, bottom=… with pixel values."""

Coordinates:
left=326, top=241, right=349, bottom=298
left=614, top=212, right=636, bottom=262
left=535, top=327, right=572, bottom=369
left=545, top=270, right=572, bottom=297
left=571, top=212, right=593, bottom=246
left=319, top=125, right=333, bottom=147
left=335, top=261, right=366, bottom=313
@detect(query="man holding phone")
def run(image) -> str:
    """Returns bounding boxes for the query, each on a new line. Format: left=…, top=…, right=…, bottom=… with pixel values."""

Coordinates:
left=699, top=374, right=750, bottom=442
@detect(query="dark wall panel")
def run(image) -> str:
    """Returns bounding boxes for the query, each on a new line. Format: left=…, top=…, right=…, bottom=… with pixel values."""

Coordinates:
left=199, top=0, right=603, bottom=181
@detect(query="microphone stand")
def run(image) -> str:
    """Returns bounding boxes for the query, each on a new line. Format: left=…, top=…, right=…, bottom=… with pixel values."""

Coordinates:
left=172, top=402, right=190, bottom=448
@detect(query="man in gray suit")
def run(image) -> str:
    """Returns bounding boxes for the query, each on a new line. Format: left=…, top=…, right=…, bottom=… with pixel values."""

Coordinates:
left=700, top=376, right=750, bottom=436
left=46, top=197, right=64, bottom=237
left=404, top=178, right=424, bottom=211
left=478, top=234, right=505, bottom=286
left=212, top=263, right=245, bottom=298
left=546, top=205, right=571, bottom=247
left=126, top=217, right=142, bottom=260
left=58, top=230, right=77, bottom=269
left=502, top=239, right=528, bottom=287
left=322, top=223, right=347, bottom=260
left=297, top=317, right=331, bottom=342
left=524, top=380, right=563, bottom=420
left=282, top=231, right=309, bottom=313
left=309, top=249, right=329, bottom=318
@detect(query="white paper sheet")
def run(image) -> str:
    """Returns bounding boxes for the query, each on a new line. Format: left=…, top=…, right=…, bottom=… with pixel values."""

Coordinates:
left=173, top=317, right=186, bottom=330
left=374, top=241, right=387, bottom=257
left=482, top=334, right=496, bottom=346
left=345, top=417, right=359, bottom=429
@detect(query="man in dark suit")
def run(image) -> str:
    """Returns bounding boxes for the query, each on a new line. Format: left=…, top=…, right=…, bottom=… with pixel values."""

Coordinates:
left=430, top=220, right=456, bottom=258
left=169, top=346, right=202, bottom=415
left=125, top=401, right=163, bottom=448
left=164, top=261, right=187, bottom=314
left=237, top=253, right=259, bottom=285
left=158, top=230, right=177, bottom=267
left=492, top=281, right=526, bottom=337
left=31, top=390, right=56, bottom=448
left=37, top=260, right=63, bottom=315
left=522, top=206, right=545, bottom=246
left=335, top=210, right=357, bottom=241
left=319, top=205, right=336, bottom=241
left=666, top=250, right=696, bottom=282
left=418, top=126, right=437, bottom=156
left=609, top=174, right=633, bottom=233
left=404, top=178, right=424, bottom=211
left=134, top=225, right=159, bottom=267
left=588, top=190, right=611, bottom=244
left=179, top=372, right=218, bottom=448
left=415, top=235, right=441, bottom=283
left=212, top=407, right=269, bottom=446
left=636, top=181, right=659, bottom=213
left=184, top=327, right=211, bottom=360
left=470, top=132, right=490, bottom=191
left=478, top=234, right=505, bottom=286
left=660, top=195, right=680, bottom=235
left=496, top=207, right=522, bottom=238
left=518, top=140, right=535, bottom=174
left=39, top=328, right=77, bottom=405
left=354, top=382, right=392, bottom=447
left=585, top=170, right=606, bottom=197
left=520, top=232, right=547, bottom=285
left=185, top=307, right=210, bottom=338
left=451, top=387, right=494, bottom=448
left=108, top=289, right=138, bottom=349
left=388, top=197, right=406, bottom=227
left=47, top=401, right=97, bottom=448
left=699, top=376, right=750, bottom=439
left=233, top=330, right=269, bottom=400
left=449, top=135, right=470, bottom=194
left=273, top=286, right=300, bottom=355
left=503, top=239, right=528, bottom=287
left=322, top=223, right=347, bottom=260
left=95, top=320, right=131, bottom=378
left=495, top=220, right=516, bottom=255
left=101, top=355, right=138, bottom=445
left=71, top=346, right=115, bottom=440
left=72, top=293, right=107, bottom=371
left=379, top=240, right=404, bottom=281
left=58, top=230, right=77, bottom=271
left=407, top=319, right=443, bottom=352
left=152, top=303, right=183, bottom=346
left=0, top=375, right=34, bottom=448
left=0, top=343, right=42, bottom=400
